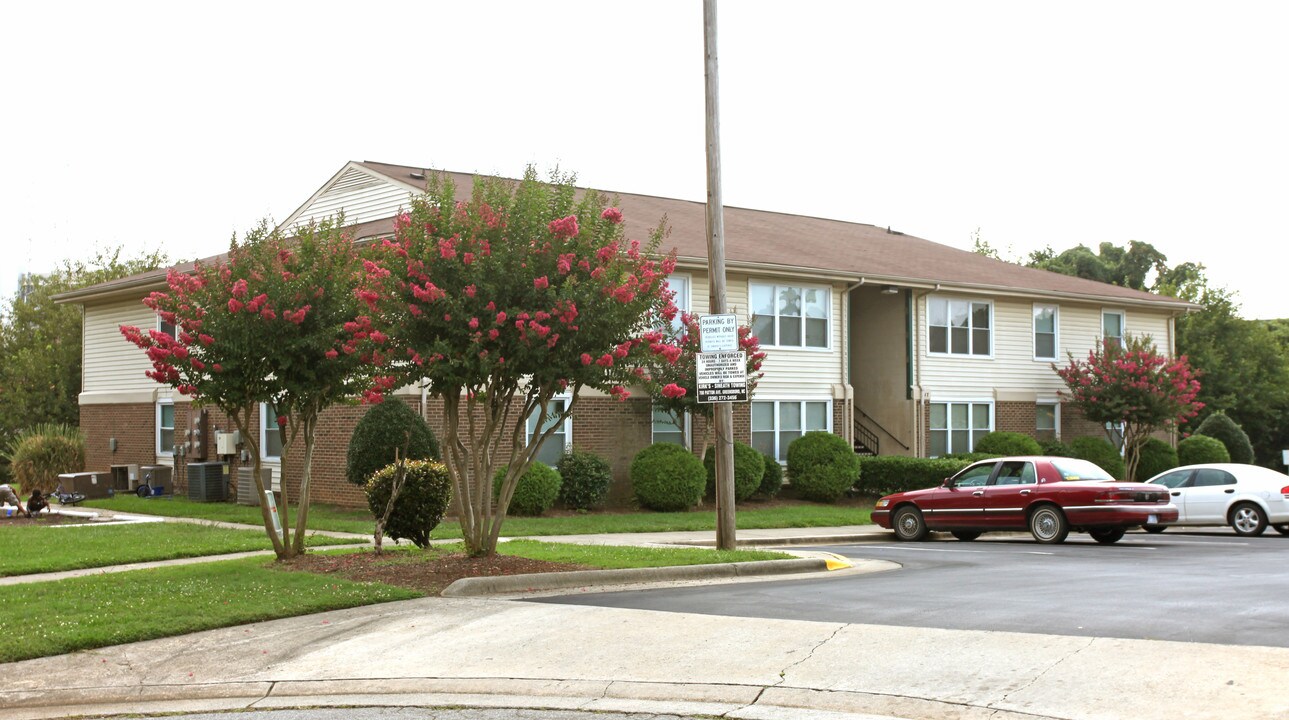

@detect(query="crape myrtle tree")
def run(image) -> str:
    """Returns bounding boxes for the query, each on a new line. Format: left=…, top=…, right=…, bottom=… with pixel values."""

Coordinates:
left=360, top=168, right=682, bottom=557
left=646, top=310, right=765, bottom=457
left=121, top=218, right=383, bottom=559
left=1054, top=334, right=1203, bottom=482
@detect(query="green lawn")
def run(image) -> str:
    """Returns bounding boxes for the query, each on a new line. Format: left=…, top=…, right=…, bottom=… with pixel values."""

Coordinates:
left=492, top=539, right=790, bottom=567
left=0, top=522, right=365, bottom=576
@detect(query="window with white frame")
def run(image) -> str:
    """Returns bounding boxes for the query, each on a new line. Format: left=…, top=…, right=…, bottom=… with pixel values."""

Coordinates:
left=156, top=402, right=175, bottom=455
left=1102, top=310, right=1125, bottom=347
left=651, top=404, right=687, bottom=447
left=663, top=274, right=691, bottom=332
left=261, top=403, right=282, bottom=460
left=157, top=315, right=178, bottom=340
left=527, top=397, right=570, bottom=466
left=1033, top=304, right=1058, bottom=360
left=750, top=283, right=829, bottom=349
left=1036, top=402, right=1059, bottom=441
left=751, top=400, right=830, bottom=462
left=929, top=401, right=992, bottom=456
left=928, top=297, right=991, bottom=356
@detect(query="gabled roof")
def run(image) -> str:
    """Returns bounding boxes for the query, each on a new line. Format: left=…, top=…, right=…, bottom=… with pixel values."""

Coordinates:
left=58, top=160, right=1199, bottom=312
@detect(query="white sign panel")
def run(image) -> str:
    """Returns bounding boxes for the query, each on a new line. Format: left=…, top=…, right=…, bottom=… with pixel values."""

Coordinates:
left=696, top=351, right=748, bottom=403
left=699, top=313, right=739, bottom=353
left=1283, top=449, right=1288, bottom=467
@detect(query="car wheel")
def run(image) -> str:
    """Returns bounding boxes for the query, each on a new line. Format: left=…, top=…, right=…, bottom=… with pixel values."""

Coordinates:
left=951, top=531, right=981, bottom=542
left=1142, top=524, right=1167, bottom=534
left=1028, top=505, right=1069, bottom=544
left=1229, top=503, right=1267, bottom=537
left=892, top=506, right=928, bottom=542
left=1090, top=528, right=1126, bottom=544
left=1273, top=524, right=1289, bottom=536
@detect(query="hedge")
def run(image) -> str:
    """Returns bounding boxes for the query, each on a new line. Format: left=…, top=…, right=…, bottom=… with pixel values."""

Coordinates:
left=346, top=400, right=440, bottom=486
left=855, top=455, right=972, bottom=496
left=493, top=462, right=562, bottom=516
left=631, top=444, right=706, bottom=512
left=785, top=432, right=860, bottom=503
left=1070, top=436, right=1125, bottom=480
left=703, top=443, right=765, bottom=502
left=1194, top=413, right=1254, bottom=465
left=1177, top=435, right=1230, bottom=466
left=364, top=460, right=453, bottom=549
left=556, top=449, right=613, bottom=510
left=1134, top=437, right=1178, bottom=482
left=973, top=431, right=1042, bottom=457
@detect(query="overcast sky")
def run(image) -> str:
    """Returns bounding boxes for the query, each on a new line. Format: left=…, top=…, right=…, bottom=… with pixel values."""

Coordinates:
left=3, top=1, right=1285, bottom=319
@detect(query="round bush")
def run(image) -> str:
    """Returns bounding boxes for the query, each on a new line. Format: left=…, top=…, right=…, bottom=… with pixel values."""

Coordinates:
left=1194, top=413, right=1254, bottom=465
left=346, top=400, right=440, bottom=486
left=1039, top=439, right=1074, bottom=457
left=1134, top=437, right=1179, bottom=482
left=556, top=449, right=612, bottom=510
left=631, top=444, right=705, bottom=512
left=1070, top=436, right=1125, bottom=480
left=786, top=431, right=860, bottom=503
left=493, top=462, right=562, bottom=516
left=759, top=452, right=784, bottom=498
left=364, top=459, right=453, bottom=549
left=4, top=423, right=86, bottom=494
left=702, top=442, right=766, bottom=502
left=973, top=431, right=1042, bottom=457
left=1177, top=435, right=1231, bottom=466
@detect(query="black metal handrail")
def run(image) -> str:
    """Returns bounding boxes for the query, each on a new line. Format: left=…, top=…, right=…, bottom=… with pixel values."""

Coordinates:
left=853, top=419, right=879, bottom=455
left=858, top=407, right=910, bottom=451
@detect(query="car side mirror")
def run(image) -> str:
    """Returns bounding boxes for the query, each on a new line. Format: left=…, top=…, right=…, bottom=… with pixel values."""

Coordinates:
left=941, top=477, right=951, bottom=488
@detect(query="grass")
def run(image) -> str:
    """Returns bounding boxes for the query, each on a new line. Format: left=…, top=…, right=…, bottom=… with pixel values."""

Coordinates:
left=82, top=495, right=377, bottom=534
left=494, top=539, right=791, bottom=568
left=0, top=523, right=365, bottom=576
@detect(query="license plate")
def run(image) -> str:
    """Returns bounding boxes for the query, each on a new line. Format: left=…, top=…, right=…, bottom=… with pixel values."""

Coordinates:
left=1147, top=514, right=1158, bottom=524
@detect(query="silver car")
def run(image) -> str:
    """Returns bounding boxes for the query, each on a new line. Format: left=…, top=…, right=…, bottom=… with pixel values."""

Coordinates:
left=1143, top=463, right=1289, bottom=536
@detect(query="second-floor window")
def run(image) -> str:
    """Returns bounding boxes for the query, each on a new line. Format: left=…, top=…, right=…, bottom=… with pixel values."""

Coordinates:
left=664, top=275, right=691, bottom=332
left=1103, top=310, right=1125, bottom=347
left=928, top=297, right=991, bottom=356
left=751, top=283, right=829, bottom=349
left=1033, top=304, right=1058, bottom=360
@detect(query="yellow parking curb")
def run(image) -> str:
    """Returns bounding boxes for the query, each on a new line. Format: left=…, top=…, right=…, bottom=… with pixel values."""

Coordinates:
left=820, top=552, right=853, bottom=570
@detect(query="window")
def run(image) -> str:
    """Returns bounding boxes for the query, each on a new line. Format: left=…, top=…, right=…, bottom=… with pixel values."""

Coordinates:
left=750, top=283, right=829, bottom=348
left=651, top=405, right=687, bottom=447
left=1151, top=470, right=1194, bottom=489
left=527, top=398, right=570, bottom=466
left=952, top=463, right=995, bottom=487
left=928, top=297, right=991, bottom=356
left=1033, top=304, right=1058, bottom=360
left=1102, top=310, right=1125, bottom=347
left=156, top=402, right=175, bottom=455
left=157, top=315, right=178, bottom=340
left=751, top=400, right=830, bottom=462
left=1036, top=402, right=1059, bottom=441
left=929, top=401, right=992, bottom=456
left=994, top=461, right=1037, bottom=486
left=1193, top=469, right=1236, bottom=487
left=664, top=275, right=691, bottom=332
left=261, top=403, right=282, bottom=460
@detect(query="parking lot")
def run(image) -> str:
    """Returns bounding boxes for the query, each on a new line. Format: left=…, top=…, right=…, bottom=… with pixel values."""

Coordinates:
left=533, top=530, right=1289, bottom=647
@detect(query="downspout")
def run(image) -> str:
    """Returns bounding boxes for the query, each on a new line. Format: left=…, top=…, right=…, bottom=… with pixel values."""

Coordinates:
left=842, top=278, right=866, bottom=444
left=910, top=285, right=938, bottom=457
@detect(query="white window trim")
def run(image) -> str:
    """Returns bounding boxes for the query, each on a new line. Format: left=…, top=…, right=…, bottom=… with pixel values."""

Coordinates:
left=528, top=395, right=572, bottom=464
left=1102, top=309, right=1126, bottom=348
left=156, top=400, right=175, bottom=457
left=928, top=399, right=995, bottom=457
left=926, top=295, right=995, bottom=359
left=260, top=402, right=282, bottom=461
left=749, top=281, right=832, bottom=351
left=1032, top=303, right=1060, bottom=361
left=752, top=398, right=834, bottom=462
left=1036, top=398, right=1061, bottom=439
left=651, top=405, right=691, bottom=448
left=156, top=314, right=178, bottom=339
left=664, top=273, right=693, bottom=333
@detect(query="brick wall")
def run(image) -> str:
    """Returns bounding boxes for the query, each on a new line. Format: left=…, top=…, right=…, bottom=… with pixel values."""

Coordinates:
left=995, top=401, right=1037, bottom=436
left=569, top=397, right=652, bottom=504
left=81, top=403, right=154, bottom=473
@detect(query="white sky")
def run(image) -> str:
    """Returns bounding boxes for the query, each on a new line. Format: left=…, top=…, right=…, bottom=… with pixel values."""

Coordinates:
left=3, top=1, right=1285, bottom=319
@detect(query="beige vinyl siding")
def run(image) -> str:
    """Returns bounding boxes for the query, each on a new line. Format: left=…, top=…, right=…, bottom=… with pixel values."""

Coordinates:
left=288, top=166, right=414, bottom=230
left=83, top=298, right=161, bottom=396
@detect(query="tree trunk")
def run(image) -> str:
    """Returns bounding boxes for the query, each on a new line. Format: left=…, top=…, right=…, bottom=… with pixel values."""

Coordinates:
left=290, top=415, right=317, bottom=556
left=233, top=412, right=286, bottom=558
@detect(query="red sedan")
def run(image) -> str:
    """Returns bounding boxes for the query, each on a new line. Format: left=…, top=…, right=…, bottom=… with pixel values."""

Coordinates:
left=871, top=456, right=1179, bottom=544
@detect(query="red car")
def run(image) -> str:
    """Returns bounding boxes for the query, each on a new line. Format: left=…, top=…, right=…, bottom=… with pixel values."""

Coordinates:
left=871, top=456, right=1179, bottom=544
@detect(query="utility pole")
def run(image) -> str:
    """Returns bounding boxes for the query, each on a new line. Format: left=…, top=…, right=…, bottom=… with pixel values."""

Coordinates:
left=704, top=0, right=736, bottom=551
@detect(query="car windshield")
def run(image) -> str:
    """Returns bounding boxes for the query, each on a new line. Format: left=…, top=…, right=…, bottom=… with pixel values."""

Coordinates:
left=1049, top=458, right=1116, bottom=482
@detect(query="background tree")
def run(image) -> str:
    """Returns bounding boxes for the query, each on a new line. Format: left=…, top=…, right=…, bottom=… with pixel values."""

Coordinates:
left=1054, top=334, right=1203, bottom=482
left=362, top=168, right=683, bottom=557
left=121, top=218, right=382, bottom=558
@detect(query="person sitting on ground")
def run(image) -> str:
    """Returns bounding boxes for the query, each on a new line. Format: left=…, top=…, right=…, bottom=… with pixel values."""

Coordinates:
left=26, top=489, right=48, bottom=517
left=0, top=484, right=30, bottom=518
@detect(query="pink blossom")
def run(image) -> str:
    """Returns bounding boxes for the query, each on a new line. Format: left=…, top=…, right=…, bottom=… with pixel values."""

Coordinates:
left=581, top=353, right=593, bottom=366
left=533, top=276, right=550, bottom=290
left=463, top=252, right=475, bottom=265
left=325, top=349, right=339, bottom=359
left=596, top=354, right=614, bottom=367
left=227, top=298, right=244, bottom=313
left=468, top=317, right=480, bottom=330
left=231, top=279, right=248, bottom=298
left=548, top=215, right=580, bottom=239
left=661, top=383, right=687, bottom=399
left=600, top=207, right=623, bottom=224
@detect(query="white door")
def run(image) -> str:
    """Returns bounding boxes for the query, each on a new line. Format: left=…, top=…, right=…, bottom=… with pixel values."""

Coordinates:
left=1150, top=469, right=1195, bottom=522
left=1183, top=468, right=1239, bottom=523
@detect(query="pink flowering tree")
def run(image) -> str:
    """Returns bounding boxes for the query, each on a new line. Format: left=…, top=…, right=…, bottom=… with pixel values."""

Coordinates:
left=361, top=168, right=681, bottom=557
left=120, top=218, right=383, bottom=559
left=645, top=310, right=765, bottom=457
left=1054, top=334, right=1203, bottom=482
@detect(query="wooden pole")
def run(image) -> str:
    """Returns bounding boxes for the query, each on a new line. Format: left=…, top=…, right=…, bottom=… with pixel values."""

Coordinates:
left=704, top=0, right=736, bottom=551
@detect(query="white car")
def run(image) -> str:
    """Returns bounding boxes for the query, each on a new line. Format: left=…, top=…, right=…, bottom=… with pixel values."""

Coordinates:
left=1144, top=463, right=1289, bottom=536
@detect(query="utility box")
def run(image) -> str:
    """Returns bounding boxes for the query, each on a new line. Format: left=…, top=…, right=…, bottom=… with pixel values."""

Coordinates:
left=110, top=464, right=141, bottom=492
left=187, top=410, right=210, bottom=462
left=186, top=461, right=227, bottom=502
left=236, top=467, right=274, bottom=506
left=138, top=465, right=173, bottom=495
left=215, top=431, right=240, bottom=456
left=57, top=472, right=112, bottom=499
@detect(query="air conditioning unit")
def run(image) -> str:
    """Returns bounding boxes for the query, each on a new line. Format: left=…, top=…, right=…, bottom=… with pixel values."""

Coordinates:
left=237, top=467, right=273, bottom=506
left=186, top=461, right=227, bottom=502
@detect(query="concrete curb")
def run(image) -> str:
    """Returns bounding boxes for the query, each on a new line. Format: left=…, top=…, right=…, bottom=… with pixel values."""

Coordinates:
left=681, top=533, right=890, bottom=547
left=442, top=557, right=833, bottom=596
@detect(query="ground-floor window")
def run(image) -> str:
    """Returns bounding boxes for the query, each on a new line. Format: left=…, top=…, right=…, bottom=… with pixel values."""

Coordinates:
left=527, top=397, right=570, bottom=466
left=929, top=401, right=992, bottom=456
left=156, top=402, right=175, bottom=456
left=652, top=404, right=687, bottom=447
left=1036, top=401, right=1059, bottom=441
left=260, top=403, right=283, bottom=460
left=751, top=400, right=830, bottom=462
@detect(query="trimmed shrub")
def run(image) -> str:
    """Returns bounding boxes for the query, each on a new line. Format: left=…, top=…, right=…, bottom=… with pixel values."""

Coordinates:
left=973, top=431, right=1042, bottom=457
left=1134, top=438, right=1179, bottom=482
left=1177, top=434, right=1231, bottom=466
left=4, top=423, right=86, bottom=494
left=631, top=444, right=705, bottom=512
left=364, top=459, right=453, bottom=549
left=856, top=455, right=971, bottom=496
left=1194, top=413, right=1255, bottom=465
left=556, top=449, right=612, bottom=510
left=942, top=452, right=1004, bottom=462
left=493, top=463, right=562, bottom=516
left=1070, top=436, right=1125, bottom=480
left=786, top=431, right=861, bottom=503
left=702, top=443, right=766, bottom=502
left=759, top=452, right=784, bottom=498
left=346, top=400, right=440, bottom=486
left=1039, top=439, right=1074, bottom=457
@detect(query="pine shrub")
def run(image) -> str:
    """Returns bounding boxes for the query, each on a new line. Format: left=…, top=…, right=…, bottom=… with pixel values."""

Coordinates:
left=786, top=431, right=860, bottom=503
left=759, top=452, right=784, bottom=498
left=702, top=442, right=765, bottom=502
left=1134, top=437, right=1179, bottom=482
left=364, top=460, right=453, bottom=549
left=556, top=449, right=612, bottom=510
left=4, top=423, right=86, bottom=494
left=631, top=444, right=705, bottom=512
left=493, top=462, right=562, bottom=516
left=1177, top=435, right=1230, bottom=466
left=1194, top=412, right=1255, bottom=465
left=346, top=400, right=440, bottom=486
left=973, top=431, right=1042, bottom=456
left=1070, top=436, right=1125, bottom=480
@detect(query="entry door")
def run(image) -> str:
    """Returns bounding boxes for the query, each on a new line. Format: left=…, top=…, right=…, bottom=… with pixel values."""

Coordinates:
left=1183, top=468, right=1238, bottom=522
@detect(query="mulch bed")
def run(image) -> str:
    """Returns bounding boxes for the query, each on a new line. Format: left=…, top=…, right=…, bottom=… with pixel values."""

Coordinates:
left=276, top=548, right=594, bottom=596
left=1, top=513, right=90, bottom=527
